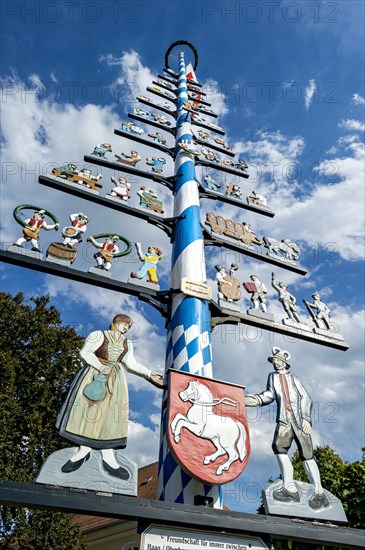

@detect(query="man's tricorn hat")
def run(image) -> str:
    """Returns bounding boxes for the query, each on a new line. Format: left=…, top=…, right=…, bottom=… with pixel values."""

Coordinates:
left=268, top=347, right=291, bottom=368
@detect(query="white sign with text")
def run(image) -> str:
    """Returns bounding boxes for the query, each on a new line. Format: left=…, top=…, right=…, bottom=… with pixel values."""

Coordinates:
left=180, top=278, right=212, bottom=300
left=141, top=525, right=268, bottom=550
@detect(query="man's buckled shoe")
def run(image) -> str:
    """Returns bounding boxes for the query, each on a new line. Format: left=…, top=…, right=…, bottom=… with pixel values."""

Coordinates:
left=308, top=492, right=329, bottom=510
left=273, top=486, right=300, bottom=502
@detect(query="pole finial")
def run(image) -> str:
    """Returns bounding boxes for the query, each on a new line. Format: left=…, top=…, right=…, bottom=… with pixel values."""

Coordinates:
left=165, top=40, right=198, bottom=72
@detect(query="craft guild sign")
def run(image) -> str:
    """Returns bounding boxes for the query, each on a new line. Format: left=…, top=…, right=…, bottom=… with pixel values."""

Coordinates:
left=168, top=370, right=250, bottom=484
left=180, top=277, right=212, bottom=300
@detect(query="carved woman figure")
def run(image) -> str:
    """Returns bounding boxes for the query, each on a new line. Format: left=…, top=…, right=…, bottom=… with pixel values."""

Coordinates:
left=56, top=314, right=164, bottom=479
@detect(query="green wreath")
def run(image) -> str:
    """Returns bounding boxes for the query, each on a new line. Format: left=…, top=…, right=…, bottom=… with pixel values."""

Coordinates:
left=87, top=233, right=132, bottom=258
left=13, top=204, right=59, bottom=228
left=165, top=40, right=199, bottom=73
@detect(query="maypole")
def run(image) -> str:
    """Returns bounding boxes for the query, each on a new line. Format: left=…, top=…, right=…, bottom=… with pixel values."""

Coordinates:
left=157, top=49, right=220, bottom=507
left=2, top=38, right=349, bottom=526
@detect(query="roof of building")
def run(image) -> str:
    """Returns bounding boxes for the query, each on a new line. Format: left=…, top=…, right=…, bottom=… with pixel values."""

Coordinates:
left=71, top=461, right=159, bottom=533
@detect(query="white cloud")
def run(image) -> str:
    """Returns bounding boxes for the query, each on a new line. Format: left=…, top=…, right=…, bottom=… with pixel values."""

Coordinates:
left=149, top=413, right=161, bottom=428
left=304, top=79, right=316, bottom=110
left=339, top=118, right=365, bottom=132
left=338, top=134, right=360, bottom=146
left=352, top=93, right=365, bottom=106
left=28, top=73, right=45, bottom=92
left=237, top=130, right=305, bottom=164
left=233, top=129, right=305, bottom=196
left=242, top=106, right=253, bottom=118
left=283, top=80, right=295, bottom=89
left=202, top=79, right=229, bottom=117
left=326, top=133, right=361, bottom=155
left=100, top=50, right=157, bottom=112
left=273, top=143, right=365, bottom=261
left=125, top=421, right=160, bottom=467
left=232, top=129, right=364, bottom=261
left=325, top=145, right=338, bottom=155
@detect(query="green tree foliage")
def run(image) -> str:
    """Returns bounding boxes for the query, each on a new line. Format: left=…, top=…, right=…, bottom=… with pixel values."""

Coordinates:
left=0, top=292, right=87, bottom=549
left=289, top=445, right=365, bottom=528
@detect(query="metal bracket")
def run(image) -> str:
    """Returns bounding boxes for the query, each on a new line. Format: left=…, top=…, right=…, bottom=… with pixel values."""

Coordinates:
left=209, top=301, right=349, bottom=351
left=168, top=214, right=186, bottom=242
left=0, top=250, right=169, bottom=319
left=165, top=174, right=176, bottom=185
left=114, top=129, right=175, bottom=158
left=191, top=119, right=225, bottom=136
left=197, top=182, right=275, bottom=218
left=192, top=137, right=235, bottom=158
left=0, top=480, right=362, bottom=547
left=138, top=292, right=169, bottom=317
left=147, top=86, right=177, bottom=105
left=195, top=158, right=250, bottom=179
left=202, top=225, right=308, bottom=276
left=83, top=155, right=173, bottom=190
left=150, top=214, right=186, bottom=240
left=128, top=113, right=176, bottom=136
left=137, top=97, right=177, bottom=120
left=148, top=216, right=179, bottom=238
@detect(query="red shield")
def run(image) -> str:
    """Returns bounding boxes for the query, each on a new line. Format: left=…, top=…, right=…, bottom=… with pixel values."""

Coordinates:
left=167, top=370, right=250, bottom=485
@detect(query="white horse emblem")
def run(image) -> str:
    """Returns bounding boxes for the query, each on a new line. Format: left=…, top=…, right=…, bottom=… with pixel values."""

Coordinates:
left=170, top=380, right=247, bottom=476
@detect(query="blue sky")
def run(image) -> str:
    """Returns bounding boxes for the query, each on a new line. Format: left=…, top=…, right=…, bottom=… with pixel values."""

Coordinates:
left=1, top=0, right=364, bottom=513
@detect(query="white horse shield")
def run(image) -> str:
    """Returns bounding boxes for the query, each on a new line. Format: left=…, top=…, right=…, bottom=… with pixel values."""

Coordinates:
left=167, top=370, right=250, bottom=484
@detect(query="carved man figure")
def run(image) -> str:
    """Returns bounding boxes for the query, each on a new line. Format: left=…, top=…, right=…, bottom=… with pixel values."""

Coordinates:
left=271, top=273, right=300, bottom=323
left=146, top=157, right=166, bottom=173
left=15, top=209, right=59, bottom=252
left=236, top=159, right=248, bottom=172
left=148, top=132, right=167, bottom=145
left=110, top=177, right=131, bottom=202
left=249, top=275, right=268, bottom=313
left=130, top=243, right=163, bottom=284
left=249, top=190, right=267, bottom=207
left=91, top=143, right=112, bottom=158
left=304, top=293, right=331, bottom=330
left=215, top=263, right=241, bottom=304
left=245, top=348, right=329, bottom=510
left=215, top=265, right=229, bottom=302
left=62, top=212, right=89, bottom=247
left=89, top=235, right=119, bottom=271
left=204, top=174, right=221, bottom=191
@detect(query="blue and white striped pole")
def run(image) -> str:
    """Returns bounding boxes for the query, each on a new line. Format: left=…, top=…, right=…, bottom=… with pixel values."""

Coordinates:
left=157, top=52, right=222, bottom=507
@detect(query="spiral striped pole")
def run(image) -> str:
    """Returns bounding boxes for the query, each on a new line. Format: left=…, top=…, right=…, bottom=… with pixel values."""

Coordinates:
left=157, top=51, right=221, bottom=507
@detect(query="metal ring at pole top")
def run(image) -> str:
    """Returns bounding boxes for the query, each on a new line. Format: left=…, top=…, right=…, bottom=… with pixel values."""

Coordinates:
left=88, top=233, right=132, bottom=258
left=165, top=40, right=199, bottom=72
